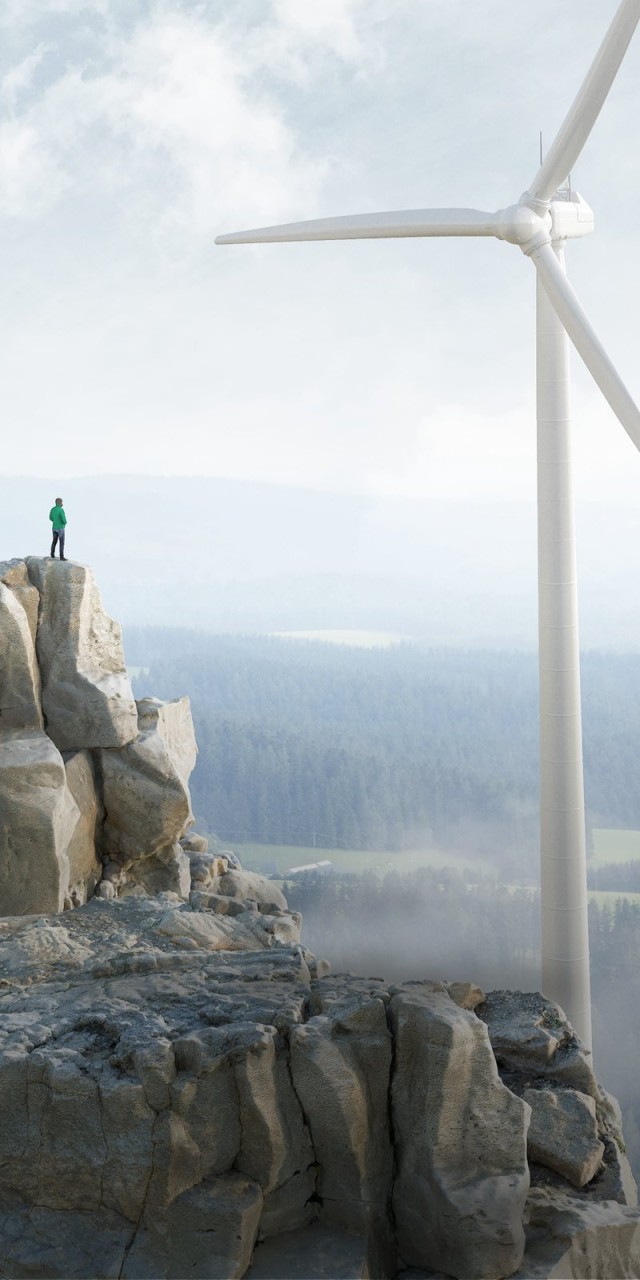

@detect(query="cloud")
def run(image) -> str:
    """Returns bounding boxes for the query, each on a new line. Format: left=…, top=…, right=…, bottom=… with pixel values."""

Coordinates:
left=0, top=115, right=69, bottom=217
left=0, top=1, right=386, bottom=239
left=1, top=42, right=51, bottom=112
left=98, top=12, right=328, bottom=239
left=265, top=0, right=370, bottom=79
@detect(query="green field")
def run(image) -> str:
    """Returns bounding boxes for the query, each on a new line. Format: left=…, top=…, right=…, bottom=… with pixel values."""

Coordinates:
left=221, top=836, right=640, bottom=911
left=591, top=829, right=640, bottom=867
left=223, top=842, right=496, bottom=877
left=271, top=630, right=410, bottom=648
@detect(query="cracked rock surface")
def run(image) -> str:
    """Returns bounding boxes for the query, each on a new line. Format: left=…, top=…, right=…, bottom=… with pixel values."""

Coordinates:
left=1, top=894, right=640, bottom=1280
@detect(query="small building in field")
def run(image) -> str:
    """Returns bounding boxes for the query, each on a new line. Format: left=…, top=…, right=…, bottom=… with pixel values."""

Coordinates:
left=288, top=860, right=334, bottom=878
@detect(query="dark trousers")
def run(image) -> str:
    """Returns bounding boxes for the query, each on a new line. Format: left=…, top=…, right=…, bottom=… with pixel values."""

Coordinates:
left=51, top=530, right=65, bottom=558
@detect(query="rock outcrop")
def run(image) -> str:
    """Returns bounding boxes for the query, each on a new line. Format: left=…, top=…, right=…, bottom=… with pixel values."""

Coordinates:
left=23, top=557, right=138, bottom=751
left=390, top=982, right=530, bottom=1278
left=0, top=890, right=639, bottom=1280
left=0, top=559, right=198, bottom=915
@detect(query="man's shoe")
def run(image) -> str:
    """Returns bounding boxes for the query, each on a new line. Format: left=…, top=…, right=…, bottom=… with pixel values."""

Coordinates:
left=60, top=557, right=67, bottom=561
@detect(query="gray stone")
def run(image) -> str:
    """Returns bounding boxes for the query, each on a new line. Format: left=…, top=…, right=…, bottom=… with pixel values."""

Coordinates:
left=0, top=729, right=78, bottom=915
left=189, top=890, right=246, bottom=916
left=25, top=557, right=138, bottom=750
left=122, top=1174, right=263, bottom=1280
left=215, top=868, right=288, bottom=912
left=123, top=841, right=191, bottom=900
left=594, top=1136, right=639, bottom=1207
left=0, top=559, right=39, bottom=641
left=290, top=989, right=393, bottom=1237
left=234, top=1024, right=315, bottom=1237
left=479, top=989, right=598, bottom=1098
left=0, top=1197, right=134, bottom=1279
left=180, top=832, right=209, bottom=853
left=64, top=749, right=102, bottom=905
left=221, top=849, right=241, bottom=869
left=390, top=983, right=529, bottom=1280
left=446, top=980, right=485, bottom=1010
left=519, top=1186, right=640, bottom=1279
left=100, top=697, right=196, bottom=865
left=246, top=1222, right=382, bottom=1278
left=0, top=582, right=42, bottom=730
left=525, top=1087, right=605, bottom=1188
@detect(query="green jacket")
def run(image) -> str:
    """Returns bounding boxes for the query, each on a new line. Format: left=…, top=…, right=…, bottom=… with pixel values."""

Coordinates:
left=49, top=505, right=67, bottom=530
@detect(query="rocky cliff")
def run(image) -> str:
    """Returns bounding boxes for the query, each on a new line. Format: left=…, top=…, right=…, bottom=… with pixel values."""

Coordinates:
left=0, top=558, right=198, bottom=914
left=1, top=559, right=639, bottom=1279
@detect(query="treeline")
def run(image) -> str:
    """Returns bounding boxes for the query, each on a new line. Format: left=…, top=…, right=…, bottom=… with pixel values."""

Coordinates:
left=589, top=861, right=640, bottom=892
left=126, top=630, right=640, bottom=856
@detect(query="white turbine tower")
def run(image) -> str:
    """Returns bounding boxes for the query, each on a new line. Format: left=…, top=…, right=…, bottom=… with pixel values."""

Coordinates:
left=216, top=0, right=640, bottom=1051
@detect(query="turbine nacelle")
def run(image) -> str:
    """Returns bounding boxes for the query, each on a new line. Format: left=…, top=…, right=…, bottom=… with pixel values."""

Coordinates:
left=495, top=193, right=594, bottom=251
left=549, top=191, right=595, bottom=242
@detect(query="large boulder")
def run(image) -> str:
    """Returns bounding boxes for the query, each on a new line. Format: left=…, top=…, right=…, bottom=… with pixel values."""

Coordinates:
left=0, top=582, right=42, bottom=730
left=290, top=980, right=394, bottom=1263
left=24, top=558, right=138, bottom=751
left=0, top=729, right=78, bottom=915
left=524, top=1086, right=605, bottom=1188
left=122, top=1174, right=263, bottom=1280
left=100, top=697, right=197, bottom=869
left=520, top=1186, right=640, bottom=1279
left=389, top=981, right=530, bottom=1280
left=0, top=559, right=39, bottom=642
left=478, top=989, right=598, bottom=1098
left=64, top=750, right=103, bottom=906
left=0, top=559, right=206, bottom=915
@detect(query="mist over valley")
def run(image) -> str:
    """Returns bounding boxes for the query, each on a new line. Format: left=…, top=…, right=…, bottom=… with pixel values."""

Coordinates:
left=5, top=473, right=640, bottom=646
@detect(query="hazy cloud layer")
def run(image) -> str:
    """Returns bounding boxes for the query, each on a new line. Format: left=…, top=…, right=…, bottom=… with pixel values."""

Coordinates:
left=1, top=0, right=639, bottom=499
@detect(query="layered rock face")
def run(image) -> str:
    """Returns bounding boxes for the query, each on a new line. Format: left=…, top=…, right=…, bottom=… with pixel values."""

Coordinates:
left=0, top=559, right=197, bottom=914
left=1, top=892, right=639, bottom=1280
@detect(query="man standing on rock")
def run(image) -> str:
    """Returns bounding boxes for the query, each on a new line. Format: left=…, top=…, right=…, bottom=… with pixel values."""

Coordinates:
left=49, top=497, right=67, bottom=560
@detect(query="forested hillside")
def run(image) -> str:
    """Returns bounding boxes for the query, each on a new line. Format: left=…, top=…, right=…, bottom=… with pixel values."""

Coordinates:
left=127, top=630, right=640, bottom=861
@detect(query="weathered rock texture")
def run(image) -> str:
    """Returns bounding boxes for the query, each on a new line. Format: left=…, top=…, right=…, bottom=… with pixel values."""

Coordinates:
left=0, top=892, right=638, bottom=1280
left=0, top=729, right=78, bottom=915
left=24, top=557, right=138, bottom=750
left=390, top=982, right=529, bottom=1278
left=100, top=696, right=196, bottom=862
left=0, top=559, right=198, bottom=915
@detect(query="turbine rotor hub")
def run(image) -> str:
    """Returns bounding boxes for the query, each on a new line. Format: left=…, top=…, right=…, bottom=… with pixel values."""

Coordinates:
left=495, top=204, right=551, bottom=247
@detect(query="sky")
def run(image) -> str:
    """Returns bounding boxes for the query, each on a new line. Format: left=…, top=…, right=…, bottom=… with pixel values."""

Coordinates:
left=2, top=0, right=640, bottom=502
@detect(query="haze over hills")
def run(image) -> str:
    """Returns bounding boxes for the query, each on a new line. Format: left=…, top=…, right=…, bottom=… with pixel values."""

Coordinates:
left=3, top=473, right=640, bottom=646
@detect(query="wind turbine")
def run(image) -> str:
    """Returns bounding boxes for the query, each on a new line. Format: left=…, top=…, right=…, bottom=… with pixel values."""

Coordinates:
left=216, top=0, right=640, bottom=1052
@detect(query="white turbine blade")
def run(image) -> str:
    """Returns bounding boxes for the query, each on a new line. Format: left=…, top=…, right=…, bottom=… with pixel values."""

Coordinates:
left=215, top=208, right=498, bottom=245
left=528, top=0, right=640, bottom=204
left=533, top=241, right=640, bottom=450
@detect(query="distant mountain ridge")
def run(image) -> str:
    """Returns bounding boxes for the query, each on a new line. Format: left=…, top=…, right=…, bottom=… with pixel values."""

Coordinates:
left=1, top=474, right=639, bottom=645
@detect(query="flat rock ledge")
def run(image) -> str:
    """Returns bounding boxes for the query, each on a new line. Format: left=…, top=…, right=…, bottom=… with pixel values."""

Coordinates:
left=1, top=892, right=639, bottom=1280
